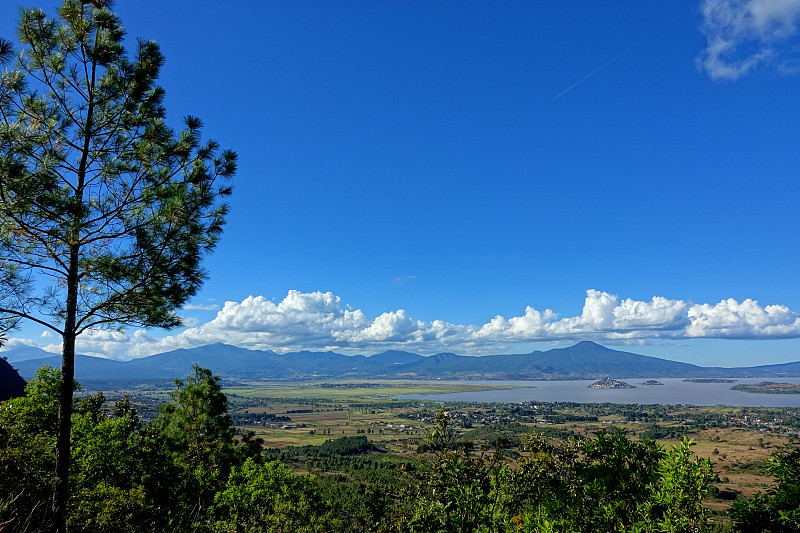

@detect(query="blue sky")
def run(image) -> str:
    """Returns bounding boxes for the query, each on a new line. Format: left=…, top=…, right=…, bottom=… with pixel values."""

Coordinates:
left=2, top=0, right=800, bottom=366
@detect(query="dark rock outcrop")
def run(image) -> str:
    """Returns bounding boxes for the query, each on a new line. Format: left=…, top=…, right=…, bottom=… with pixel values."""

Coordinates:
left=0, top=357, right=26, bottom=401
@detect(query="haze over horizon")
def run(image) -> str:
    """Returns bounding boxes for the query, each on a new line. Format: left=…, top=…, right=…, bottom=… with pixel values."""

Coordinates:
left=2, top=0, right=800, bottom=368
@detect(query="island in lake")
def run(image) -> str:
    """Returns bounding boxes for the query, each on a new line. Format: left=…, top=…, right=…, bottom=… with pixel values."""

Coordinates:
left=641, top=380, right=664, bottom=386
left=683, top=378, right=737, bottom=383
left=731, top=382, right=800, bottom=394
left=589, top=378, right=635, bottom=389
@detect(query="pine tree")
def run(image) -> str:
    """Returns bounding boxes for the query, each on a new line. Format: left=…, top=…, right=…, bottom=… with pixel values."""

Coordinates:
left=0, top=2, right=236, bottom=529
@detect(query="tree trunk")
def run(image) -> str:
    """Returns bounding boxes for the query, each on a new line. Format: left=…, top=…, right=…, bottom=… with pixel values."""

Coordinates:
left=53, top=42, right=95, bottom=530
left=53, top=245, right=79, bottom=533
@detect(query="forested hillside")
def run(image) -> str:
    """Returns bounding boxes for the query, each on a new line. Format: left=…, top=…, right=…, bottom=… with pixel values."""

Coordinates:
left=1, top=365, right=798, bottom=532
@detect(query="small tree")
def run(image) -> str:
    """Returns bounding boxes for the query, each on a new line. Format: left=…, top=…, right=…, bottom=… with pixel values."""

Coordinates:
left=0, top=1, right=235, bottom=529
left=153, top=364, right=240, bottom=526
left=158, top=365, right=236, bottom=475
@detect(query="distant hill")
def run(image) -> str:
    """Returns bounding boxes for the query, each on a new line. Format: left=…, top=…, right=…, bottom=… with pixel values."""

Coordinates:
left=726, top=360, right=800, bottom=376
left=0, top=342, right=56, bottom=363
left=0, top=357, right=26, bottom=401
left=367, top=350, right=425, bottom=365
left=12, top=341, right=800, bottom=382
left=13, top=354, right=136, bottom=380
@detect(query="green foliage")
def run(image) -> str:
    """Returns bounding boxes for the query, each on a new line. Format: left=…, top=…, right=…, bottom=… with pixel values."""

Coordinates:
left=460, top=422, right=529, bottom=450
left=265, top=443, right=413, bottom=531
left=0, top=367, right=64, bottom=530
left=509, top=430, right=664, bottom=532
left=70, top=394, right=159, bottom=498
left=730, top=448, right=800, bottom=532
left=2, top=365, right=70, bottom=435
left=149, top=365, right=240, bottom=527
left=395, top=409, right=719, bottom=533
left=0, top=372, right=166, bottom=532
left=68, top=483, right=150, bottom=533
left=320, top=435, right=372, bottom=455
left=647, top=438, right=716, bottom=532
left=0, top=365, right=334, bottom=532
left=397, top=407, right=513, bottom=532
left=158, top=365, right=236, bottom=472
left=640, top=423, right=696, bottom=440
left=579, top=429, right=665, bottom=530
left=511, top=433, right=717, bottom=533
left=212, top=458, right=329, bottom=532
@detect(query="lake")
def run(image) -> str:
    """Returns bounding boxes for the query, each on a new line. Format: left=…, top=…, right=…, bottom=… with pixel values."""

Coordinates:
left=402, top=377, right=800, bottom=407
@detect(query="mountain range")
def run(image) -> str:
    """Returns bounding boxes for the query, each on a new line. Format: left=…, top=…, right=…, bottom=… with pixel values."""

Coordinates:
left=6, top=341, right=800, bottom=382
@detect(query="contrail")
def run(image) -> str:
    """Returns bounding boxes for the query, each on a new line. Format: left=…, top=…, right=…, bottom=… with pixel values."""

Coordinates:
left=552, top=31, right=657, bottom=101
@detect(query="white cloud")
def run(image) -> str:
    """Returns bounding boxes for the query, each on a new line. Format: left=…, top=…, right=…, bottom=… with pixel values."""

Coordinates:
left=687, top=298, right=800, bottom=338
left=612, top=295, right=690, bottom=331
left=7, top=290, right=800, bottom=359
left=3, top=337, right=57, bottom=353
left=474, top=291, right=689, bottom=342
left=179, top=316, right=200, bottom=327
left=475, top=306, right=558, bottom=340
left=697, top=0, right=800, bottom=79
left=352, top=310, right=422, bottom=342
left=68, top=329, right=157, bottom=359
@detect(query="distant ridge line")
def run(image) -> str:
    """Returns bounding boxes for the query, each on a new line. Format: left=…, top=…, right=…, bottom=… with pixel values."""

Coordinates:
left=9, top=341, right=800, bottom=382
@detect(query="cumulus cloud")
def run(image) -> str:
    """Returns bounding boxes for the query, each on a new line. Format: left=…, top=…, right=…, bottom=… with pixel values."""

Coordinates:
left=65, top=329, right=158, bottom=359
left=474, top=291, right=689, bottom=342
left=687, top=298, right=800, bottom=338
left=7, top=290, right=800, bottom=359
left=697, top=0, right=800, bottom=79
left=352, top=310, right=423, bottom=342
left=3, top=337, right=58, bottom=353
